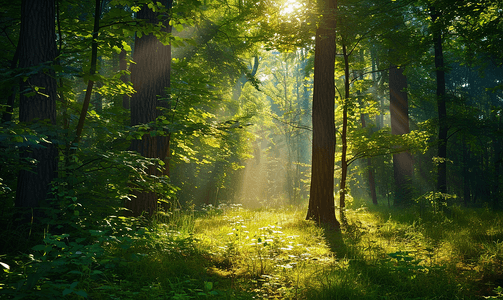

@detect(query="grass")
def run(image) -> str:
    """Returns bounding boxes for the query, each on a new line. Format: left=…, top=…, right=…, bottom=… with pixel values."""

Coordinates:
left=192, top=203, right=503, bottom=299
left=194, top=205, right=335, bottom=299
left=2, top=202, right=503, bottom=299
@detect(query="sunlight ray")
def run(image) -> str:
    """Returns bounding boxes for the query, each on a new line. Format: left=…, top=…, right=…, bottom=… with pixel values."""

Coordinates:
left=280, top=0, right=303, bottom=16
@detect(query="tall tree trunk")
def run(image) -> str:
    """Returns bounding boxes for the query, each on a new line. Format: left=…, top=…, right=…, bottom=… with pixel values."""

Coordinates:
left=339, top=43, right=349, bottom=209
left=15, top=0, right=58, bottom=222
left=389, top=64, right=413, bottom=206
left=306, top=0, right=340, bottom=229
left=127, top=2, right=172, bottom=217
left=431, top=7, right=448, bottom=195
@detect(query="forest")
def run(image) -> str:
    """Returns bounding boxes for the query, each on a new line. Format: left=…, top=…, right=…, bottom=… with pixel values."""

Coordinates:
left=1, top=0, right=503, bottom=299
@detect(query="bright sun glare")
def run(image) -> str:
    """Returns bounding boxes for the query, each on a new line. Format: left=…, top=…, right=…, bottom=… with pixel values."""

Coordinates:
left=280, top=0, right=303, bottom=16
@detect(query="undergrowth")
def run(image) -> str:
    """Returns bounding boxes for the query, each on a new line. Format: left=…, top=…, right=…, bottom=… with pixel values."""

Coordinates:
left=1, top=202, right=503, bottom=299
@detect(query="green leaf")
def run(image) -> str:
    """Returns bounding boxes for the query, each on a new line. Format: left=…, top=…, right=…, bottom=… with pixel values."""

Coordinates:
left=0, top=262, right=10, bottom=270
left=63, top=289, right=73, bottom=296
left=112, top=45, right=121, bottom=54
left=122, top=41, right=132, bottom=52
left=174, top=24, right=184, bottom=32
left=75, top=291, right=88, bottom=297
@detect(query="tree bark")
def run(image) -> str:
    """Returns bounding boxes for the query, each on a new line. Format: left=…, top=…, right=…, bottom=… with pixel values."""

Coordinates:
left=389, top=64, right=413, bottom=206
left=127, top=2, right=172, bottom=217
left=306, top=0, right=340, bottom=229
left=15, top=0, right=58, bottom=221
left=339, top=43, right=349, bottom=209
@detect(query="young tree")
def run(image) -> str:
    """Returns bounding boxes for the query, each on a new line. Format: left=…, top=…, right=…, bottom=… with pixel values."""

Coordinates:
left=127, top=2, right=172, bottom=216
left=335, top=0, right=376, bottom=209
left=306, top=0, right=340, bottom=229
left=15, top=0, right=58, bottom=222
left=73, top=0, right=101, bottom=145
left=338, top=42, right=349, bottom=209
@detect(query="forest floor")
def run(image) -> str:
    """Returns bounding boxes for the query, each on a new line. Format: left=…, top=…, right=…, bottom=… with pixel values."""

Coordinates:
left=190, top=203, right=503, bottom=299
left=2, top=202, right=503, bottom=299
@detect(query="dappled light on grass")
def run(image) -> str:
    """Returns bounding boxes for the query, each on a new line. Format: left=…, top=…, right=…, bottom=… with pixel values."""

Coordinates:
left=3, top=204, right=503, bottom=299
left=194, top=204, right=503, bottom=299
left=195, top=205, right=335, bottom=298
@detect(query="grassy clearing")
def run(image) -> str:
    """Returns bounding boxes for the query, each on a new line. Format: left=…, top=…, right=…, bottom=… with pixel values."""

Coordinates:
left=2, top=203, right=503, bottom=299
left=194, top=205, right=335, bottom=299
left=193, top=203, right=503, bottom=299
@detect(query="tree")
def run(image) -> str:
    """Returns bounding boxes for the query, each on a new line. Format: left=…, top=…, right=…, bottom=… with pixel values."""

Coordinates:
left=73, top=0, right=101, bottom=145
left=127, top=2, right=172, bottom=216
left=305, top=0, right=340, bottom=229
left=389, top=64, right=413, bottom=205
left=430, top=5, right=448, bottom=196
left=335, top=0, right=378, bottom=209
left=379, top=8, right=415, bottom=206
left=15, top=0, right=58, bottom=222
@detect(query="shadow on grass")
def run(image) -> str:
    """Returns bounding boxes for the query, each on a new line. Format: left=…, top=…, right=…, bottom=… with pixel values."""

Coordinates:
left=320, top=214, right=348, bottom=258
left=308, top=209, right=479, bottom=300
